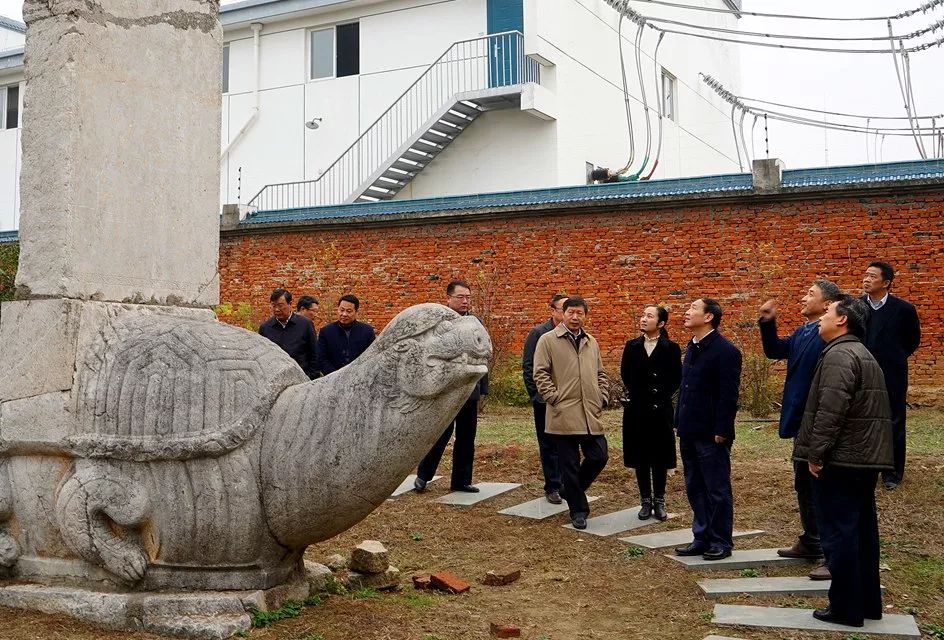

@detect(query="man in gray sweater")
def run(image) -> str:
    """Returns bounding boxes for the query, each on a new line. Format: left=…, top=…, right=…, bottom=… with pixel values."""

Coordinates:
left=793, top=295, right=893, bottom=628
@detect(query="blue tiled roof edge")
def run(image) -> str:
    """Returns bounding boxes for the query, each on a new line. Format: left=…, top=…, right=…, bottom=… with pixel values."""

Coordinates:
left=0, top=230, right=18, bottom=244
left=241, top=158, right=944, bottom=227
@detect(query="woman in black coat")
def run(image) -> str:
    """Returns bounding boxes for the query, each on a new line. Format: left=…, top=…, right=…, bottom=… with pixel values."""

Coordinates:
left=621, top=305, right=682, bottom=521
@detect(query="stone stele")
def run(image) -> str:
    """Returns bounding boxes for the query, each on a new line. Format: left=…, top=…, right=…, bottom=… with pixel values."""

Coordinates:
left=14, top=0, right=221, bottom=306
left=0, top=302, right=491, bottom=637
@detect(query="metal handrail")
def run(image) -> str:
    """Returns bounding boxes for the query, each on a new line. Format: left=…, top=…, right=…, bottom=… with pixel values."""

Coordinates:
left=248, top=30, right=539, bottom=211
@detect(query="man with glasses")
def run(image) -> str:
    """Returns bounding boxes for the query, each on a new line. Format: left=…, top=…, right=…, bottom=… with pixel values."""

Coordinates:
left=522, top=294, right=567, bottom=504
left=414, top=280, right=490, bottom=493
left=258, top=288, right=319, bottom=380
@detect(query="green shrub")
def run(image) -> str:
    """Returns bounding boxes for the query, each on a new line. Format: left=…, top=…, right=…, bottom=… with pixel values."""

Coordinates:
left=0, top=242, right=18, bottom=302
left=486, top=356, right=531, bottom=407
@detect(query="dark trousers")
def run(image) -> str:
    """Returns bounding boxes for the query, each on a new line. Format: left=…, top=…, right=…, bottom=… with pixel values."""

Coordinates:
left=417, top=397, right=477, bottom=488
left=680, top=437, right=734, bottom=550
left=793, top=459, right=821, bottom=551
left=532, top=402, right=561, bottom=493
left=550, top=433, right=608, bottom=517
left=635, top=465, right=667, bottom=499
left=884, top=390, right=907, bottom=483
left=812, top=468, right=883, bottom=625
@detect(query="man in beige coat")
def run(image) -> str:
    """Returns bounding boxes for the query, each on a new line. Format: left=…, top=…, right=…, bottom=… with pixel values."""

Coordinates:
left=533, top=296, right=609, bottom=529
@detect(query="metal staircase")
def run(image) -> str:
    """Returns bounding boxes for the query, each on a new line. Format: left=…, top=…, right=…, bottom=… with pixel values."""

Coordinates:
left=248, top=31, right=540, bottom=211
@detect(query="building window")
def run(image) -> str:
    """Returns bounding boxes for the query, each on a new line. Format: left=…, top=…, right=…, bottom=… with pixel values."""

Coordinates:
left=661, top=69, right=676, bottom=122
left=222, top=44, right=230, bottom=93
left=310, top=22, right=359, bottom=80
left=1, top=84, right=18, bottom=129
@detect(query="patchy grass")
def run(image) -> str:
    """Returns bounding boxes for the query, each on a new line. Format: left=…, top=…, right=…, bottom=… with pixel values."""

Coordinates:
left=621, top=545, right=645, bottom=558
left=249, top=600, right=305, bottom=628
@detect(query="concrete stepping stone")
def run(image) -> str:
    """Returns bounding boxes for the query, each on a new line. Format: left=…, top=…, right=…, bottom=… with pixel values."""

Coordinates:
left=499, top=496, right=598, bottom=520
left=704, top=636, right=746, bottom=640
left=699, top=576, right=885, bottom=598
left=713, top=604, right=920, bottom=638
left=665, top=548, right=814, bottom=571
left=620, top=528, right=764, bottom=549
left=562, top=506, right=678, bottom=537
left=435, top=482, right=521, bottom=506
left=391, top=475, right=441, bottom=497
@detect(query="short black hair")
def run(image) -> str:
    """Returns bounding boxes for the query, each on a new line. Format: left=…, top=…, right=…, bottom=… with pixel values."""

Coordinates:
left=562, top=296, right=588, bottom=313
left=701, top=298, right=723, bottom=329
left=812, top=279, right=843, bottom=303
left=446, top=280, right=471, bottom=296
left=270, top=288, right=292, bottom=304
left=550, top=293, right=568, bottom=308
left=296, top=295, right=319, bottom=311
left=836, top=294, right=869, bottom=340
left=338, top=294, right=360, bottom=310
left=869, top=261, right=895, bottom=285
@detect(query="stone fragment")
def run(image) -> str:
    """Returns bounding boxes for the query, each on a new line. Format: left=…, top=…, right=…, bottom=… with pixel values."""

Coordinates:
left=412, top=575, right=432, bottom=590
left=325, top=554, right=347, bottom=571
left=349, top=540, right=389, bottom=574
left=345, top=566, right=400, bottom=591
left=304, top=561, right=333, bottom=595
left=483, top=567, right=521, bottom=586
left=489, top=622, right=521, bottom=638
left=430, top=571, right=471, bottom=594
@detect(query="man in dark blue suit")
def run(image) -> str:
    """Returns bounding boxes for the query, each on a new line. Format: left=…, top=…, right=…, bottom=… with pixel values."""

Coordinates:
left=861, top=261, right=921, bottom=490
left=759, top=279, right=842, bottom=575
left=674, top=298, right=742, bottom=561
left=316, top=294, right=375, bottom=376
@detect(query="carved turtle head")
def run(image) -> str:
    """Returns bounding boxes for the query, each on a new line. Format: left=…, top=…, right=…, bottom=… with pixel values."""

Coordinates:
left=371, top=303, right=492, bottom=400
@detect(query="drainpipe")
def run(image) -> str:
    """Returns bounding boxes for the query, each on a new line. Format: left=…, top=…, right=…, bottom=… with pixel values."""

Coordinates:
left=220, top=22, right=262, bottom=163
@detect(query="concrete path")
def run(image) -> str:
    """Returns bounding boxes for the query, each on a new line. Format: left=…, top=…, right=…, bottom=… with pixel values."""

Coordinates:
left=435, top=482, right=521, bottom=506
left=620, top=528, right=764, bottom=550
left=665, top=548, right=815, bottom=571
left=499, top=496, right=598, bottom=520
left=562, top=506, right=678, bottom=537
left=699, top=576, right=886, bottom=598
left=391, top=475, right=441, bottom=497
left=713, top=604, right=920, bottom=638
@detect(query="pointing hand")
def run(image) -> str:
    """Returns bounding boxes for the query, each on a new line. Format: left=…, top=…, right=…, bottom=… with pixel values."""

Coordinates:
left=759, top=299, right=778, bottom=321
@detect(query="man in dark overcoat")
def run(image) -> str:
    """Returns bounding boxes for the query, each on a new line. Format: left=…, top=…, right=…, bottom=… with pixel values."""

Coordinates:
left=414, top=280, right=489, bottom=493
left=316, top=294, right=375, bottom=376
left=793, top=295, right=893, bottom=628
left=674, top=298, right=742, bottom=561
left=522, top=293, right=567, bottom=504
left=758, top=279, right=842, bottom=578
left=860, top=261, right=920, bottom=490
left=621, top=305, right=681, bottom=521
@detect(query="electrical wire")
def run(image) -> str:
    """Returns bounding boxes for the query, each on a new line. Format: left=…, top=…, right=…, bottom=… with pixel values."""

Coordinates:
left=731, top=104, right=743, bottom=171
left=736, top=95, right=944, bottom=121
left=630, top=21, right=653, bottom=177
left=903, top=49, right=929, bottom=156
left=615, top=11, right=637, bottom=174
left=635, top=13, right=944, bottom=43
left=750, top=114, right=758, bottom=161
left=642, top=31, right=666, bottom=181
left=888, top=23, right=928, bottom=157
left=625, top=0, right=944, bottom=22
left=738, top=108, right=750, bottom=165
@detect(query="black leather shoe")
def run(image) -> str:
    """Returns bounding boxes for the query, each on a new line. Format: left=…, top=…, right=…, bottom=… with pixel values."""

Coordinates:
left=451, top=484, right=480, bottom=493
left=674, top=542, right=709, bottom=556
left=702, top=547, right=733, bottom=561
left=653, top=497, right=668, bottom=521
left=638, top=498, right=653, bottom=520
left=812, top=607, right=863, bottom=627
left=572, top=515, right=587, bottom=530
left=545, top=490, right=562, bottom=505
left=413, top=477, right=427, bottom=492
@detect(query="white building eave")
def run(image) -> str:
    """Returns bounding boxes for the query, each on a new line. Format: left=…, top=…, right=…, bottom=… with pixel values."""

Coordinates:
left=220, top=0, right=384, bottom=28
left=0, top=46, right=24, bottom=72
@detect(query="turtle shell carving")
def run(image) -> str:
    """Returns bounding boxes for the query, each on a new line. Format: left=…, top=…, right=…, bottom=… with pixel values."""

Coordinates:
left=68, top=314, right=308, bottom=461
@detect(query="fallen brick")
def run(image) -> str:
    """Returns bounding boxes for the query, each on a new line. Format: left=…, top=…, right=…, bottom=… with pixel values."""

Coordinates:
left=483, top=567, right=521, bottom=586
left=411, top=575, right=431, bottom=590
left=489, top=622, right=521, bottom=638
left=430, top=571, right=470, bottom=594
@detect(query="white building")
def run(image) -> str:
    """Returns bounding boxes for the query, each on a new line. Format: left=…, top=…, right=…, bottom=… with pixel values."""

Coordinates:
left=0, top=0, right=743, bottom=228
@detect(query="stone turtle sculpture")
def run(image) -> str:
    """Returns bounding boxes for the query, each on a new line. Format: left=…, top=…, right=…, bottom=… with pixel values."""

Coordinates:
left=0, top=303, right=490, bottom=591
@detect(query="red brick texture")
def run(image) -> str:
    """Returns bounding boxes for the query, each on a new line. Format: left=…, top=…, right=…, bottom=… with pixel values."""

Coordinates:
left=220, top=191, right=944, bottom=397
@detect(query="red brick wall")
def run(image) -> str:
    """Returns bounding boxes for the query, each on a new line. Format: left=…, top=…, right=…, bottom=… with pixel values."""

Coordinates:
left=220, top=191, right=944, bottom=394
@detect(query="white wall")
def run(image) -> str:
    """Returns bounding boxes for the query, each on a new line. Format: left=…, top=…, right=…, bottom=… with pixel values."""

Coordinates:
left=0, top=78, right=21, bottom=231
left=0, top=28, right=24, bottom=52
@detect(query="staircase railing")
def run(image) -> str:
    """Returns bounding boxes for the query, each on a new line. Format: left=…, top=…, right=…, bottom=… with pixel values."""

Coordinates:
left=247, top=31, right=539, bottom=212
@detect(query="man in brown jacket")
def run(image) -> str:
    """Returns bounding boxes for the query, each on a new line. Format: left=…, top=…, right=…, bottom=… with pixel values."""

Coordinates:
left=533, top=296, right=609, bottom=530
left=793, top=295, right=893, bottom=628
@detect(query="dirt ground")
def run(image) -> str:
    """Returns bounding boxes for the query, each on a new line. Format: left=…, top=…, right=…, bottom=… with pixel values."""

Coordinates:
left=2, top=407, right=942, bottom=640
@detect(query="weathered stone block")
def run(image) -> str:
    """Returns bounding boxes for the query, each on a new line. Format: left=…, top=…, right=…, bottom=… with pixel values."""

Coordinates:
left=349, top=540, right=389, bottom=574
left=0, top=391, right=75, bottom=448
left=411, top=574, right=432, bottom=590
left=304, top=560, right=332, bottom=594
left=16, top=0, right=223, bottom=306
left=345, top=566, right=400, bottom=591
left=325, top=554, right=347, bottom=571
